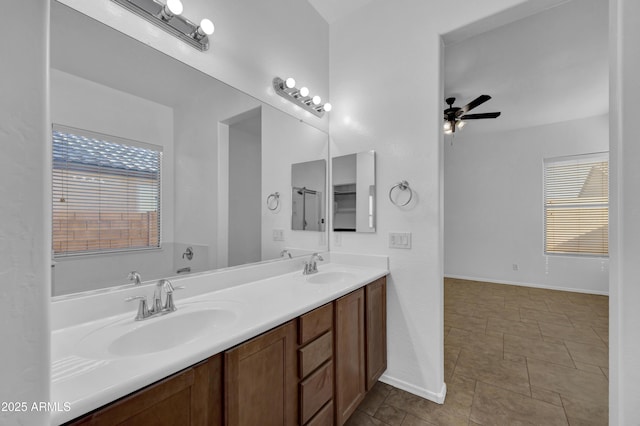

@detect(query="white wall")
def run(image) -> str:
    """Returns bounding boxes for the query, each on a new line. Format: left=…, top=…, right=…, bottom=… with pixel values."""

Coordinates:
left=445, top=115, right=609, bottom=294
left=228, top=115, right=262, bottom=266
left=50, top=69, right=176, bottom=294
left=0, top=1, right=50, bottom=424
left=173, top=81, right=261, bottom=271
left=329, top=0, right=569, bottom=404
left=610, top=0, right=640, bottom=423
left=261, top=107, right=329, bottom=260
left=333, top=154, right=356, bottom=185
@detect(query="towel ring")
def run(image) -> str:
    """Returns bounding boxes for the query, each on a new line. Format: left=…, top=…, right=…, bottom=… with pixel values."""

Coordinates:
left=389, top=180, right=413, bottom=206
left=267, top=192, right=280, bottom=211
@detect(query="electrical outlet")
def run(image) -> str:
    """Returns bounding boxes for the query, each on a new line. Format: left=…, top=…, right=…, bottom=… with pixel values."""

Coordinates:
left=272, top=229, right=284, bottom=241
left=512, top=264, right=519, bottom=271
left=389, top=232, right=411, bottom=249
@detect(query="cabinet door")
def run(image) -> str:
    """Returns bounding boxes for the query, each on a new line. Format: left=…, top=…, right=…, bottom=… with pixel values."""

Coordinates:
left=68, top=355, right=222, bottom=426
left=366, top=277, right=387, bottom=390
left=225, top=320, right=298, bottom=426
left=334, top=288, right=366, bottom=426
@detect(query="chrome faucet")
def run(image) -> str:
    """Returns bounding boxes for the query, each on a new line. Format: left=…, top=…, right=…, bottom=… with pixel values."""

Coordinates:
left=128, top=271, right=142, bottom=285
left=125, top=279, right=183, bottom=321
left=303, top=253, right=324, bottom=275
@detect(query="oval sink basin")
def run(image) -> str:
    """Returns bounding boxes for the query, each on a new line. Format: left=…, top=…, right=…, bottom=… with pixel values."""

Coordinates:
left=306, top=271, right=357, bottom=285
left=79, top=307, right=237, bottom=358
left=109, top=309, right=236, bottom=356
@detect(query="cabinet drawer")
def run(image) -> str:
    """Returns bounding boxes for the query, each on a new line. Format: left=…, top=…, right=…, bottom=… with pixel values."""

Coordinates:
left=299, top=331, right=333, bottom=378
left=299, top=302, right=333, bottom=345
left=300, top=361, right=333, bottom=424
left=306, top=401, right=334, bottom=426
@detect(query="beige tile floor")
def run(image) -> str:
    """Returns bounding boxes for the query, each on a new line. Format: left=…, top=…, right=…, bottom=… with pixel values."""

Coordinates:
left=346, top=278, right=609, bottom=426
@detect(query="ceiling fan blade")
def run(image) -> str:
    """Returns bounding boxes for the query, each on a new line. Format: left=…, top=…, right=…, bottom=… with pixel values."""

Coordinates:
left=460, top=112, right=501, bottom=120
left=458, top=95, right=492, bottom=115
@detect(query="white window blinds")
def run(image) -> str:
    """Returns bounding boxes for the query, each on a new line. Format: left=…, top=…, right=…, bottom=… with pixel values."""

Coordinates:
left=544, top=153, right=608, bottom=256
left=52, top=126, right=162, bottom=256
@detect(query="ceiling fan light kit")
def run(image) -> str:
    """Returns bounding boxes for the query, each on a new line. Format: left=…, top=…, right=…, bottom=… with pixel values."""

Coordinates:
left=443, top=95, right=501, bottom=134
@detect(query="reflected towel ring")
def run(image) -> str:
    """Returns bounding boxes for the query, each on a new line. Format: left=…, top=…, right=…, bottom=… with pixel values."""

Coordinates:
left=267, top=192, right=280, bottom=211
left=389, top=180, right=413, bottom=206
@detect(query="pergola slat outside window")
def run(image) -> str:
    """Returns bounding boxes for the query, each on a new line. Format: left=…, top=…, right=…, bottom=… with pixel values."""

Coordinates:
left=52, top=125, right=162, bottom=257
left=544, top=153, right=608, bottom=257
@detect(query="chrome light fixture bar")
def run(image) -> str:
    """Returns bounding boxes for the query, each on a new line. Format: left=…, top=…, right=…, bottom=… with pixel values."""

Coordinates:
left=111, top=0, right=214, bottom=51
left=273, top=77, right=332, bottom=118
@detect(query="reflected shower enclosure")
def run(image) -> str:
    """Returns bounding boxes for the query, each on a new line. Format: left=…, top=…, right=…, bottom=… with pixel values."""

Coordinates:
left=291, top=159, right=326, bottom=231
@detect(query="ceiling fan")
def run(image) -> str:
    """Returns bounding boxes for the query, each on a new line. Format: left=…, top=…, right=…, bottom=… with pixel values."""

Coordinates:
left=443, top=95, right=501, bottom=134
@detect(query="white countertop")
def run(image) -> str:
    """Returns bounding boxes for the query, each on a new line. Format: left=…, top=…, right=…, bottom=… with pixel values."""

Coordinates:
left=50, top=256, right=388, bottom=424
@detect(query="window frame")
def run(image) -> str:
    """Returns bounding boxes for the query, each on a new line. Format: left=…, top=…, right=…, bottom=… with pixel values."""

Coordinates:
left=52, top=124, right=163, bottom=258
left=543, top=152, right=609, bottom=258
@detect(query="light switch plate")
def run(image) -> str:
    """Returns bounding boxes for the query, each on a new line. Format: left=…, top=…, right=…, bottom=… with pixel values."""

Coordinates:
left=272, top=229, right=285, bottom=241
left=389, top=232, right=411, bottom=249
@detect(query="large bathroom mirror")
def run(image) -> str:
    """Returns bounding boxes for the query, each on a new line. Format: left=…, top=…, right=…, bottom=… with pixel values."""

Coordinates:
left=50, top=1, right=328, bottom=296
left=291, top=159, right=327, bottom=231
left=332, top=151, right=376, bottom=233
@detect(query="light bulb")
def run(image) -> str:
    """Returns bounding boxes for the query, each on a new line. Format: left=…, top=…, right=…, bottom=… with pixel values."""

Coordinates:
left=166, top=0, right=183, bottom=15
left=199, top=18, right=214, bottom=35
left=323, top=102, right=332, bottom=112
left=299, top=87, right=309, bottom=97
left=285, top=77, right=296, bottom=89
left=312, top=95, right=321, bottom=105
left=456, top=120, right=465, bottom=129
left=443, top=121, right=452, bottom=131
left=444, top=128, right=453, bottom=135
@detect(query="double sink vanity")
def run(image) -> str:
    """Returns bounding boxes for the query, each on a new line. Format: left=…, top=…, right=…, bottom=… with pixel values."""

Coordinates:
left=51, top=253, right=388, bottom=425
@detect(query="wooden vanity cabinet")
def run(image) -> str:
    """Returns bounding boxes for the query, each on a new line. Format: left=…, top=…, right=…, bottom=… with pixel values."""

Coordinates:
left=365, top=277, right=387, bottom=390
left=66, top=355, right=223, bottom=426
left=224, top=320, right=298, bottom=426
left=335, top=276, right=388, bottom=426
left=298, top=303, right=334, bottom=425
left=334, top=287, right=366, bottom=426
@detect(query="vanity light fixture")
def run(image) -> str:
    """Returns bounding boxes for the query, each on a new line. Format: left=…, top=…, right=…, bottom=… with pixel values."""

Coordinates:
left=159, top=0, right=183, bottom=20
left=273, top=76, right=332, bottom=118
left=111, top=0, right=214, bottom=51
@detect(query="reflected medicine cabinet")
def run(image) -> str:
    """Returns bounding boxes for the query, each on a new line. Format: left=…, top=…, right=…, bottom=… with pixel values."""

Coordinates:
left=332, top=151, right=376, bottom=233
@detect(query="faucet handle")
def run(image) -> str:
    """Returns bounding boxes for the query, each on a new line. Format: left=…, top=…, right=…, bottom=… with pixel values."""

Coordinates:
left=159, top=279, right=174, bottom=293
left=125, top=295, right=150, bottom=320
left=163, top=286, right=185, bottom=311
left=159, top=279, right=185, bottom=293
left=128, top=271, right=142, bottom=285
left=159, top=279, right=185, bottom=311
left=164, top=292, right=177, bottom=312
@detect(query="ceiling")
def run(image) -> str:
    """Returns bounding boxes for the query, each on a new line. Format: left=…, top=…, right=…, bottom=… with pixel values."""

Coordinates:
left=307, top=0, right=608, bottom=134
left=54, top=0, right=607, bottom=136
left=444, top=0, right=609, bottom=135
left=307, top=0, right=375, bottom=24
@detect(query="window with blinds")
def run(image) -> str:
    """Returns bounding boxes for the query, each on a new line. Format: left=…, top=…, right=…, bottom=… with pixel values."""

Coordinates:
left=544, top=153, right=608, bottom=256
left=52, top=126, right=162, bottom=257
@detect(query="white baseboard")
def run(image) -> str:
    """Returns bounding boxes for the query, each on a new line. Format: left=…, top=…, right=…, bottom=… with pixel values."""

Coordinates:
left=445, top=274, right=609, bottom=296
left=378, top=374, right=447, bottom=404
